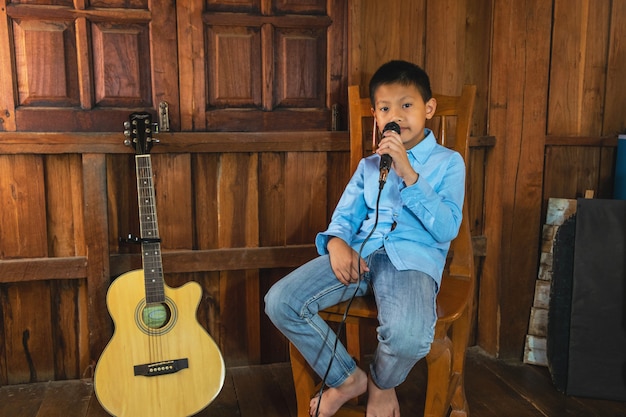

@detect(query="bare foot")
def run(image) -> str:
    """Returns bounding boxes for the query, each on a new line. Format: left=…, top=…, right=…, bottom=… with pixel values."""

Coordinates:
left=309, top=367, right=368, bottom=417
left=366, top=376, right=400, bottom=417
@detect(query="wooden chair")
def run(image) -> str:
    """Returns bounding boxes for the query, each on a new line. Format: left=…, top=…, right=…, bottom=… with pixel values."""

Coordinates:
left=289, top=84, right=477, bottom=417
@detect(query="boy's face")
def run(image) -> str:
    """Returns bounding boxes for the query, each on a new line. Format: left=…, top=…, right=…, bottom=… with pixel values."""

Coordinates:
left=371, top=82, right=437, bottom=149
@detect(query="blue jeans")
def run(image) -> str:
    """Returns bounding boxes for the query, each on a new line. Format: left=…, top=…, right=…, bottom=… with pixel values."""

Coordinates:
left=264, top=247, right=437, bottom=389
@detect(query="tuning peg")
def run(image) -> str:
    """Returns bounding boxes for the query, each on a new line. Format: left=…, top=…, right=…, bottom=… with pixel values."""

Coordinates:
left=123, top=121, right=131, bottom=143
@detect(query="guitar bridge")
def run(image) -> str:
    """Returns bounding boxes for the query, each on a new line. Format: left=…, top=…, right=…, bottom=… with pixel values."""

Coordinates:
left=134, top=358, right=188, bottom=377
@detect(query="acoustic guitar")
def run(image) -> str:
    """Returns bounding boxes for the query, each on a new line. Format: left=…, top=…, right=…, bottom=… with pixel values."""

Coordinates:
left=94, top=112, right=225, bottom=417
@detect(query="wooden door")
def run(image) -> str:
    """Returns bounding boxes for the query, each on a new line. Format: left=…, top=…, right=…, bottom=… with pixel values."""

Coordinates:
left=177, top=0, right=347, bottom=131
left=0, top=0, right=179, bottom=132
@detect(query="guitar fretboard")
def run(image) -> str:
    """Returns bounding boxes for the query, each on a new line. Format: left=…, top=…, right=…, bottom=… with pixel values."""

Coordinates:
left=136, top=154, right=165, bottom=304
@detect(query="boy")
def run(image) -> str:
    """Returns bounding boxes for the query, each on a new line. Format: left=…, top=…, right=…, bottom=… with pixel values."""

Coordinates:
left=265, top=60, right=465, bottom=417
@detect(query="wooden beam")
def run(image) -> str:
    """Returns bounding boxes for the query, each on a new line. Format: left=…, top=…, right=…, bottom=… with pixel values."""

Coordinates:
left=203, top=12, right=332, bottom=28
left=0, top=132, right=495, bottom=155
left=151, top=0, right=180, bottom=131
left=470, top=135, right=496, bottom=148
left=0, top=245, right=318, bottom=284
left=109, top=245, right=318, bottom=277
left=0, top=131, right=350, bottom=154
left=482, top=0, right=553, bottom=359
left=0, top=257, right=87, bottom=283
left=176, top=0, right=206, bottom=131
left=545, top=135, right=618, bottom=147
left=82, top=154, right=112, bottom=361
left=6, top=3, right=151, bottom=21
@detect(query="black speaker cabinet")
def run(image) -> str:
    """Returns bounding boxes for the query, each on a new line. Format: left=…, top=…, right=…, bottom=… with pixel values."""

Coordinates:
left=549, top=198, right=626, bottom=401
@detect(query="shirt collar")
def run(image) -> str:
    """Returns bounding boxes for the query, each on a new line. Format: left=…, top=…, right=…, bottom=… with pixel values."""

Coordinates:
left=407, top=128, right=436, bottom=164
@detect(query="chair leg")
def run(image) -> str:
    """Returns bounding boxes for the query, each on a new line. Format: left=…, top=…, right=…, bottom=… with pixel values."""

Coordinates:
left=289, top=343, right=318, bottom=417
left=424, top=335, right=453, bottom=417
left=449, top=380, right=469, bottom=417
left=448, top=305, right=472, bottom=417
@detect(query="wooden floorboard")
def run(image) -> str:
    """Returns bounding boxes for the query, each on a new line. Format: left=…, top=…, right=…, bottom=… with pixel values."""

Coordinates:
left=35, top=381, right=92, bottom=417
left=1, top=347, right=625, bottom=417
left=0, top=382, right=46, bottom=417
left=193, top=368, right=239, bottom=417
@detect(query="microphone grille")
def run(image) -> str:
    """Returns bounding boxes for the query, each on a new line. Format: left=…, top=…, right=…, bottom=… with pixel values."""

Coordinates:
left=383, top=121, right=400, bottom=134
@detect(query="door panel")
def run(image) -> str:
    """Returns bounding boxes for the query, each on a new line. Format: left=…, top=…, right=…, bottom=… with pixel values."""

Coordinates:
left=2, top=0, right=178, bottom=132
left=190, top=0, right=346, bottom=131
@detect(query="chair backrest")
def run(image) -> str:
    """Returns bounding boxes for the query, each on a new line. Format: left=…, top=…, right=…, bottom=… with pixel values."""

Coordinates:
left=347, top=84, right=476, bottom=279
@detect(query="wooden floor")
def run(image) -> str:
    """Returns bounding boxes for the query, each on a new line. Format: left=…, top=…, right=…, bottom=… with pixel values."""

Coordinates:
left=1, top=347, right=625, bottom=417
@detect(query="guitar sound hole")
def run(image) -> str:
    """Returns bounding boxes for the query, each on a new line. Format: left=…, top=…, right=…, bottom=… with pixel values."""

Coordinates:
left=142, top=303, right=171, bottom=329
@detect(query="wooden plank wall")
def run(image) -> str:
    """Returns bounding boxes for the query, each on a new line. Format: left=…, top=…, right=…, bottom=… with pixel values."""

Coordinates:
left=483, top=0, right=625, bottom=358
left=349, top=0, right=625, bottom=359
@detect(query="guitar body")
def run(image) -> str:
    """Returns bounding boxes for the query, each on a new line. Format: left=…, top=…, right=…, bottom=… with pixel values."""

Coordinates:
left=94, top=269, right=225, bottom=417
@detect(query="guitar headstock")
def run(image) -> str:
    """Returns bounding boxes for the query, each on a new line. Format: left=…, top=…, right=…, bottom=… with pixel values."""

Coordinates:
left=124, top=112, right=159, bottom=155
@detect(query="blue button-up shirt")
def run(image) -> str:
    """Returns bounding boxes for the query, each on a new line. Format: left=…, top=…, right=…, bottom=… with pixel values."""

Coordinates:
left=315, top=129, right=465, bottom=286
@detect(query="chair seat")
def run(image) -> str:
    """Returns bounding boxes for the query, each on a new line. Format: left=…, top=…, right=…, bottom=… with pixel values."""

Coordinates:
left=320, top=273, right=472, bottom=325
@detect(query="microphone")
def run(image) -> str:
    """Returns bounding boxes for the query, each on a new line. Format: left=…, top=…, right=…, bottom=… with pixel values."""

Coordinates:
left=379, top=121, right=400, bottom=187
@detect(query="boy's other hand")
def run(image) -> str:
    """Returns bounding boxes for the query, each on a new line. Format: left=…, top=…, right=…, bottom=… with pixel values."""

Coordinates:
left=327, top=237, right=370, bottom=285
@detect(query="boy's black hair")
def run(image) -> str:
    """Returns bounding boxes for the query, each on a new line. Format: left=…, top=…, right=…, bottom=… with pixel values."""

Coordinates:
left=369, top=60, right=433, bottom=106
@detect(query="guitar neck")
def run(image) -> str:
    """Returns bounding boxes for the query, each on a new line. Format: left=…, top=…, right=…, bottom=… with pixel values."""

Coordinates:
left=135, top=154, right=165, bottom=304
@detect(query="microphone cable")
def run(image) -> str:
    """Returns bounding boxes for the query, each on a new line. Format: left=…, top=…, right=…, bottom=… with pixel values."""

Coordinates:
left=313, top=176, right=387, bottom=417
